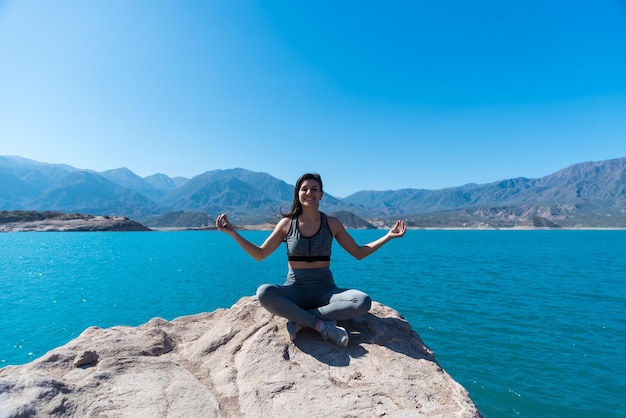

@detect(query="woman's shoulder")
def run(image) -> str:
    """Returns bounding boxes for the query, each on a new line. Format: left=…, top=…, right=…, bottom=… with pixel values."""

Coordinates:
left=275, top=216, right=293, bottom=230
left=321, top=212, right=338, bottom=223
left=265, top=217, right=291, bottom=240
left=323, top=213, right=346, bottom=235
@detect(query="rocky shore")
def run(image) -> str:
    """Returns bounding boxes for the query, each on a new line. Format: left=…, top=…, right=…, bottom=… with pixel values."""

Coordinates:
left=0, top=211, right=150, bottom=232
left=0, top=297, right=481, bottom=417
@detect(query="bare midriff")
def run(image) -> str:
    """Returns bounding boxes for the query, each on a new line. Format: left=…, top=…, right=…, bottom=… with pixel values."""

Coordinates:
left=288, top=260, right=331, bottom=270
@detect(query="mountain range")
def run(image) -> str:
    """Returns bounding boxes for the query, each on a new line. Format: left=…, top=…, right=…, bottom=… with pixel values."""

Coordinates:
left=1, top=155, right=625, bottom=228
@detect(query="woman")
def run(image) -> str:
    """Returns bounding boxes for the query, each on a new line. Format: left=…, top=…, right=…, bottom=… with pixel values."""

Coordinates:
left=216, top=173, right=406, bottom=347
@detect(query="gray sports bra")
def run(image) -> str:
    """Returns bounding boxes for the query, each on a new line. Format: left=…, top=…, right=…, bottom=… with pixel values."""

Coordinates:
left=285, top=213, right=333, bottom=262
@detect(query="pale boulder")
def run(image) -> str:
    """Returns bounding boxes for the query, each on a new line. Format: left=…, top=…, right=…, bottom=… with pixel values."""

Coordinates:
left=0, top=297, right=481, bottom=417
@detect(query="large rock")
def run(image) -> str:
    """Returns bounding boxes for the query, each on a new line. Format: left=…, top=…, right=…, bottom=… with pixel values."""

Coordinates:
left=0, top=297, right=481, bottom=417
left=0, top=212, right=151, bottom=232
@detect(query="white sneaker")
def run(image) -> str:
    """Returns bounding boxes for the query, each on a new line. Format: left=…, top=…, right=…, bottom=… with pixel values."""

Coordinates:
left=320, top=321, right=349, bottom=347
left=286, top=321, right=304, bottom=341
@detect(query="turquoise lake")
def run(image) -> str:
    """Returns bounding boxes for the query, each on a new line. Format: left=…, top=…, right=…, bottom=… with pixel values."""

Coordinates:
left=1, top=230, right=625, bottom=417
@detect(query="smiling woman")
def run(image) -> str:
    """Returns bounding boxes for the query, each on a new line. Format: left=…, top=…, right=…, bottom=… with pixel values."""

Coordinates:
left=216, top=173, right=406, bottom=347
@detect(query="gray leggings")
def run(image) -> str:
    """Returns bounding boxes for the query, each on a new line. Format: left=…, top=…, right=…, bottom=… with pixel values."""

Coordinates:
left=256, top=267, right=372, bottom=329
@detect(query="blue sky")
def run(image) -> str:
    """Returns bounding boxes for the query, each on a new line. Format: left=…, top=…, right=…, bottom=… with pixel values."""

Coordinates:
left=1, top=1, right=625, bottom=197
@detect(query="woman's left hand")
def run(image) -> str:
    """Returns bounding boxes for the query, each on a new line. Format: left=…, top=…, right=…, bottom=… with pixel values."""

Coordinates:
left=388, top=220, right=407, bottom=238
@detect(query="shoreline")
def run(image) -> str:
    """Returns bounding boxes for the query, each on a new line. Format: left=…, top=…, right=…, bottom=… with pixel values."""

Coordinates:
left=3, top=221, right=625, bottom=233
left=151, top=225, right=626, bottom=232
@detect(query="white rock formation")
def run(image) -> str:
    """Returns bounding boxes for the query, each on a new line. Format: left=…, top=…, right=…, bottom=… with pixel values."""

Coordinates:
left=0, top=297, right=481, bottom=417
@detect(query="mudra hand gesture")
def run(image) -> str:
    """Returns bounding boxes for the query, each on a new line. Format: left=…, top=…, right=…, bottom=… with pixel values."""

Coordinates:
left=388, top=220, right=407, bottom=239
left=215, top=213, right=235, bottom=234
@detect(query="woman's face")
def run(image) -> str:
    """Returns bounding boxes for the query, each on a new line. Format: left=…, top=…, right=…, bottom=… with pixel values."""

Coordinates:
left=298, top=179, right=323, bottom=207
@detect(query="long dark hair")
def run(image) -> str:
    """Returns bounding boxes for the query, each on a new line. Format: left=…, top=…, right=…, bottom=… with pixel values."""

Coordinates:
left=281, top=173, right=323, bottom=218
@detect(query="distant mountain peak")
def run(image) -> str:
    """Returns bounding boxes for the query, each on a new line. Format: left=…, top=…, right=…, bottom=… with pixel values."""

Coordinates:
left=1, top=155, right=625, bottom=227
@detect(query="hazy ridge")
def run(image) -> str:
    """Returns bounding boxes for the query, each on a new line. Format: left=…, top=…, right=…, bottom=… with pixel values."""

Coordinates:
left=1, top=155, right=625, bottom=228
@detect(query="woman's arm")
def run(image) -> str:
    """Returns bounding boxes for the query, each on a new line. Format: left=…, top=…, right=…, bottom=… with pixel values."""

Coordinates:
left=216, top=214, right=289, bottom=261
left=330, top=218, right=406, bottom=260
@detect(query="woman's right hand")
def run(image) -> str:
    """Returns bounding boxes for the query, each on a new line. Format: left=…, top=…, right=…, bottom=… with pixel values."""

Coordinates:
left=216, top=213, right=235, bottom=234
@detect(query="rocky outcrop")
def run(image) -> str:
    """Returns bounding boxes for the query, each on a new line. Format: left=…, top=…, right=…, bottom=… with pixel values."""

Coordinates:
left=0, top=297, right=481, bottom=417
left=0, top=211, right=151, bottom=232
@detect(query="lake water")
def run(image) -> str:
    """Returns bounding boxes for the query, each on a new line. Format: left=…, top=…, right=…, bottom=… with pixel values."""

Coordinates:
left=1, top=230, right=625, bottom=417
